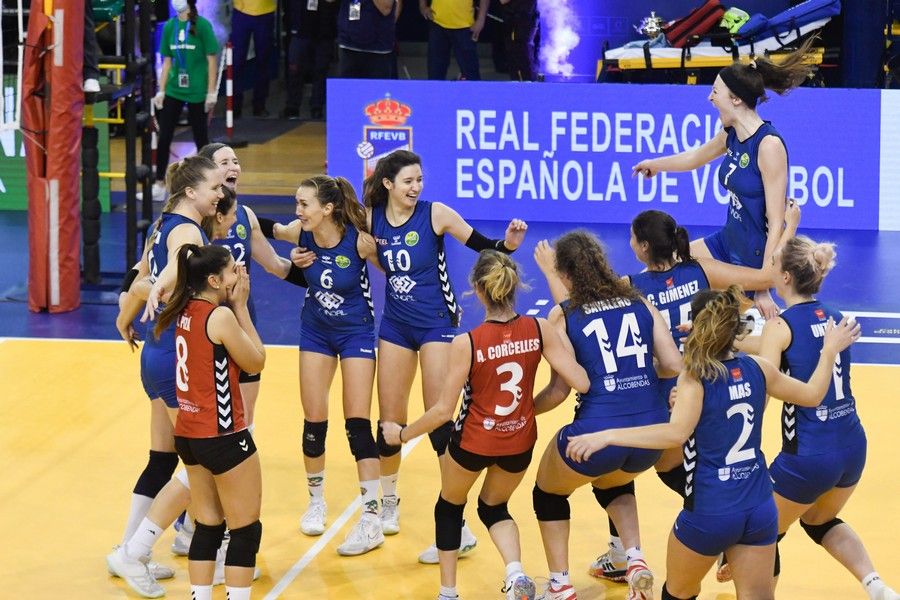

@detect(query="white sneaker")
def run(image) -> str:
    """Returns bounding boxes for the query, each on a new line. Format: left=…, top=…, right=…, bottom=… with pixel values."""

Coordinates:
left=337, top=515, right=384, bottom=556
left=106, top=546, right=174, bottom=580
left=503, top=574, right=537, bottom=600
left=84, top=78, right=100, bottom=93
left=380, top=496, right=400, bottom=536
left=106, top=546, right=165, bottom=599
left=625, top=559, right=654, bottom=600
left=171, top=527, right=192, bottom=556
left=535, top=579, right=577, bottom=600
left=417, top=523, right=478, bottom=564
left=300, top=498, right=327, bottom=536
left=877, top=587, right=900, bottom=600
left=588, top=546, right=627, bottom=582
left=136, top=182, right=166, bottom=203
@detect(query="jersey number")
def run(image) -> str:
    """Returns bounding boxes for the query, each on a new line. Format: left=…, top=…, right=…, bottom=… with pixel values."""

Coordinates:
left=659, top=302, right=692, bottom=335
left=725, top=402, right=756, bottom=465
left=175, top=335, right=189, bottom=392
left=220, top=242, right=246, bottom=264
left=723, top=163, right=737, bottom=186
left=147, top=231, right=162, bottom=282
left=494, top=362, right=524, bottom=417
left=320, top=268, right=333, bottom=289
left=383, top=249, right=411, bottom=272
left=582, top=313, right=648, bottom=373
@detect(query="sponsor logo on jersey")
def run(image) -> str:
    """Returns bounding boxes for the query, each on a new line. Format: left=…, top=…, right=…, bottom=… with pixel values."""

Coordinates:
left=816, top=406, right=829, bottom=422
left=603, top=375, right=617, bottom=392
left=236, top=224, right=248, bottom=240
left=336, top=255, right=351, bottom=268
left=665, top=276, right=674, bottom=289
left=358, top=95, right=413, bottom=179
left=376, top=237, right=388, bottom=247
left=389, top=275, right=417, bottom=295
left=320, top=255, right=333, bottom=265
left=392, top=235, right=401, bottom=246
left=731, top=367, right=743, bottom=382
left=405, top=231, right=420, bottom=247
left=315, top=290, right=346, bottom=311
left=718, top=467, right=731, bottom=481
left=483, top=417, right=496, bottom=431
left=739, top=152, right=750, bottom=168
left=815, top=308, right=826, bottom=320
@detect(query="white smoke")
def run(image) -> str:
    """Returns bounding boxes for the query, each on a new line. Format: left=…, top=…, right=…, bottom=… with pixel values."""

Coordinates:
left=538, top=0, right=581, bottom=79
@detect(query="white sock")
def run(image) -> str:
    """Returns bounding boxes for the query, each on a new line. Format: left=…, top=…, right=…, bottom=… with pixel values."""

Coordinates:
left=505, top=560, right=524, bottom=584
left=307, top=471, right=325, bottom=500
left=609, top=535, right=625, bottom=556
left=360, top=479, right=379, bottom=516
left=626, top=546, right=644, bottom=563
left=380, top=474, right=398, bottom=499
left=225, top=586, right=251, bottom=600
left=190, top=585, right=212, bottom=600
left=439, top=585, right=458, bottom=599
left=550, top=570, right=570, bottom=586
left=124, top=517, right=163, bottom=559
left=864, top=572, right=886, bottom=599
left=121, top=494, right=154, bottom=544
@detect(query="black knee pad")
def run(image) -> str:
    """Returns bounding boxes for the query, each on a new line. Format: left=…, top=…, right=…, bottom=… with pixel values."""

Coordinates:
left=429, top=421, right=453, bottom=456
left=661, top=583, right=696, bottom=600
left=434, top=496, right=465, bottom=551
left=477, top=498, right=512, bottom=530
left=345, top=418, right=378, bottom=461
left=591, top=481, right=635, bottom=509
left=225, top=520, right=262, bottom=568
left=800, top=517, right=844, bottom=545
left=188, top=521, right=226, bottom=562
left=532, top=485, right=571, bottom=522
left=657, top=464, right=688, bottom=497
left=133, top=450, right=179, bottom=498
left=376, top=420, right=403, bottom=457
left=302, top=420, right=327, bottom=458
left=774, top=532, right=786, bottom=577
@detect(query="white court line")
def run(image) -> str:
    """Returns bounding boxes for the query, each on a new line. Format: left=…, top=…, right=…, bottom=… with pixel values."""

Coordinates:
left=844, top=311, right=900, bottom=319
left=859, top=337, right=900, bottom=344
left=264, top=435, right=424, bottom=599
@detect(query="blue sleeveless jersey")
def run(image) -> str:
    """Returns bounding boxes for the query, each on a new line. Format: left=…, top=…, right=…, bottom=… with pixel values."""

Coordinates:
left=630, top=261, right=709, bottom=350
left=778, top=301, right=863, bottom=456
left=299, top=227, right=375, bottom=332
left=562, top=298, right=661, bottom=418
left=371, top=201, right=459, bottom=328
left=684, top=356, right=771, bottom=514
left=717, top=122, right=785, bottom=268
left=212, top=204, right=255, bottom=321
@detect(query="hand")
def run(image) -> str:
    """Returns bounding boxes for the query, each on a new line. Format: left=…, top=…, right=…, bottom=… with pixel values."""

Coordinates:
left=228, top=264, right=250, bottom=307
left=503, top=219, right=528, bottom=251
left=668, top=385, right=678, bottom=410
left=381, top=421, right=403, bottom=446
left=471, top=16, right=486, bottom=41
left=419, top=1, right=433, bottom=20
left=290, top=246, right=316, bottom=269
left=784, top=198, right=801, bottom=231
left=140, top=284, right=164, bottom=322
left=116, top=312, right=141, bottom=352
left=566, top=431, right=611, bottom=463
left=823, top=316, right=861, bottom=355
left=675, top=321, right=693, bottom=334
left=632, top=159, right=659, bottom=178
left=204, top=92, right=217, bottom=113
left=533, top=239, right=556, bottom=275
left=754, top=289, right=780, bottom=321
left=152, top=91, right=165, bottom=111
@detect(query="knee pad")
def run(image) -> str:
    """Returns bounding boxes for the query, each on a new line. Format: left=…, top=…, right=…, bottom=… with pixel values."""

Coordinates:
left=133, top=450, right=179, bottom=498
left=657, top=464, right=688, bottom=497
left=188, top=521, right=226, bottom=562
left=591, top=481, right=635, bottom=509
left=377, top=420, right=403, bottom=457
left=800, top=518, right=844, bottom=545
left=661, top=583, right=696, bottom=600
left=302, top=420, right=327, bottom=458
left=345, top=418, right=379, bottom=462
left=225, top=520, right=262, bottom=568
left=175, top=468, right=190, bottom=489
left=532, top=485, right=571, bottom=522
left=428, top=421, right=453, bottom=456
left=477, top=498, right=512, bottom=530
left=434, top=496, right=465, bottom=551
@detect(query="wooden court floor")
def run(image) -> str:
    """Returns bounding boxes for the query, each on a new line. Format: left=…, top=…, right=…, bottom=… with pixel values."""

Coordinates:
left=2, top=338, right=898, bottom=599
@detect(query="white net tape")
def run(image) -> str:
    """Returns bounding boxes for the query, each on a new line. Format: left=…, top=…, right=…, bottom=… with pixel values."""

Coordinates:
left=0, top=0, right=25, bottom=133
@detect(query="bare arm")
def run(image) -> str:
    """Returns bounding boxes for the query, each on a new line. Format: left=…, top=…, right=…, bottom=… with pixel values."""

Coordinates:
left=431, top=202, right=527, bottom=251
left=357, top=231, right=385, bottom=273
left=245, top=206, right=291, bottom=278
left=207, top=54, right=217, bottom=96
left=534, top=240, right=568, bottom=304
left=208, top=267, right=265, bottom=373
left=633, top=129, right=727, bottom=176
left=538, top=318, right=589, bottom=394
left=159, top=57, right=171, bottom=94
left=533, top=306, right=574, bottom=414
left=758, top=136, right=788, bottom=267
left=697, top=257, right=774, bottom=292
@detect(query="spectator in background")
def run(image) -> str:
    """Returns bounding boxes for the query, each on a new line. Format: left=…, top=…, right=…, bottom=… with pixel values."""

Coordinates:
left=84, top=0, right=101, bottom=93
left=420, top=0, right=488, bottom=81
left=337, top=0, right=399, bottom=79
left=283, top=0, right=339, bottom=120
left=499, top=0, right=538, bottom=81
left=232, top=0, right=276, bottom=118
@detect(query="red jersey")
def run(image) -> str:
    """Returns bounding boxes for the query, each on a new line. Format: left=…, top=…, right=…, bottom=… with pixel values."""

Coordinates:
left=174, top=299, right=246, bottom=438
left=453, top=316, right=543, bottom=456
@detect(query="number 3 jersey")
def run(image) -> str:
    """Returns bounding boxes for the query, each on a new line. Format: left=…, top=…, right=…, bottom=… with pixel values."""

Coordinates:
left=174, top=299, right=246, bottom=438
left=371, top=201, right=460, bottom=329
left=778, top=301, right=863, bottom=456
left=299, top=227, right=375, bottom=332
left=685, top=356, right=770, bottom=514
left=452, top=316, right=542, bottom=456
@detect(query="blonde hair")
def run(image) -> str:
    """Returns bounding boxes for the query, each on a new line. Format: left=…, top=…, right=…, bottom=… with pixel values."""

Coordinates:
left=780, top=235, right=836, bottom=296
left=683, top=286, right=752, bottom=381
left=160, top=155, right=218, bottom=213
left=469, top=250, right=526, bottom=311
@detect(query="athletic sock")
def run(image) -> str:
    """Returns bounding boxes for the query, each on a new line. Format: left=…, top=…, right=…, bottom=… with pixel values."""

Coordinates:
left=307, top=471, right=324, bottom=500
left=121, top=494, right=154, bottom=544
left=380, top=473, right=398, bottom=498
left=190, top=585, right=212, bottom=600
left=626, top=547, right=645, bottom=564
left=863, top=572, right=886, bottom=600
left=360, top=479, right=379, bottom=516
left=550, top=570, right=570, bottom=586
left=609, top=535, right=625, bottom=557
left=439, top=585, right=458, bottom=599
left=124, top=517, right=164, bottom=559
left=225, top=586, right=251, bottom=600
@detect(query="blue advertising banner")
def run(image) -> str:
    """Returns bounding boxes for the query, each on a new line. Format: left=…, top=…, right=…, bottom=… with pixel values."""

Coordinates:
left=327, top=80, right=881, bottom=230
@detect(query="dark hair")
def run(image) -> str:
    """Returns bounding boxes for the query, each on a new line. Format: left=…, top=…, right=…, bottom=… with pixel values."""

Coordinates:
left=155, top=244, right=232, bottom=338
left=187, top=0, right=198, bottom=36
left=300, top=175, right=368, bottom=235
left=779, top=235, right=836, bottom=296
left=554, top=230, right=642, bottom=310
left=683, top=285, right=751, bottom=380
left=362, top=150, right=421, bottom=209
left=469, top=250, right=526, bottom=312
left=201, top=185, right=236, bottom=240
left=718, top=37, right=817, bottom=109
left=632, top=210, right=692, bottom=267
left=197, top=142, right=229, bottom=161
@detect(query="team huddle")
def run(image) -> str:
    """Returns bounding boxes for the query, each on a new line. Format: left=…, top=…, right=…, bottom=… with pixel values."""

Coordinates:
left=106, top=41, right=896, bottom=600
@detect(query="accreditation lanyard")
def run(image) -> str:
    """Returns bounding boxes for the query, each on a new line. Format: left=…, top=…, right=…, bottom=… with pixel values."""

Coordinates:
left=173, top=19, right=190, bottom=73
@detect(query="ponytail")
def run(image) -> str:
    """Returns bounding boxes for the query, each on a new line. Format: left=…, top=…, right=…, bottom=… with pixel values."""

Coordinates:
left=334, top=176, right=369, bottom=234
left=187, top=0, right=198, bottom=36
left=469, top=250, right=526, bottom=311
left=155, top=244, right=200, bottom=339
left=779, top=235, right=836, bottom=296
left=718, top=37, right=817, bottom=108
left=673, top=225, right=692, bottom=263
left=300, top=175, right=368, bottom=235
left=631, top=210, right=692, bottom=267
left=154, top=244, right=232, bottom=338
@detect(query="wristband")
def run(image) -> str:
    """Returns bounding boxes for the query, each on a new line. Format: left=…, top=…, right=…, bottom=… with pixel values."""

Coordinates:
left=120, top=268, right=139, bottom=293
left=465, top=229, right=512, bottom=254
left=284, top=263, right=308, bottom=287
left=258, top=217, right=276, bottom=239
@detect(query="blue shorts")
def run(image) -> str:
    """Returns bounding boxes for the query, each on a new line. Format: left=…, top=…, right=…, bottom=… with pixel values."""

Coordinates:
left=770, top=437, right=867, bottom=505
left=140, top=344, right=178, bottom=409
left=703, top=229, right=762, bottom=269
left=378, top=316, right=457, bottom=351
left=299, top=322, right=376, bottom=360
left=557, top=409, right=668, bottom=477
left=674, top=496, right=778, bottom=556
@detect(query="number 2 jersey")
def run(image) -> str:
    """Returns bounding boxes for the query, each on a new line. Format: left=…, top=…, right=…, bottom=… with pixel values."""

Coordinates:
left=629, top=261, right=709, bottom=350
left=174, top=299, right=246, bottom=439
left=684, top=355, right=771, bottom=514
left=212, top=203, right=256, bottom=321
left=371, top=201, right=460, bottom=328
left=778, top=300, right=864, bottom=456
left=452, top=316, right=542, bottom=456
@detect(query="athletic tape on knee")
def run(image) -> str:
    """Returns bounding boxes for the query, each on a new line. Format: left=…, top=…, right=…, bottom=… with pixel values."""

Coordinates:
left=302, top=420, right=328, bottom=458
left=477, top=498, right=512, bottom=530
left=800, top=518, right=844, bottom=545
left=189, top=521, right=226, bottom=562
left=434, top=496, right=465, bottom=551
left=133, top=450, right=180, bottom=497
left=377, top=420, right=403, bottom=457
left=345, top=418, right=378, bottom=461
left=532, top=485, right=571, bottom=522
left=175, top=468, right=190, bottom=489
left=657, top=464, right=688, bottom=497
left=591, top=481, right=635, bottom=509
left=225, top=521, right=262, bottom=568
left=428, top=421, right=453, bottom=456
